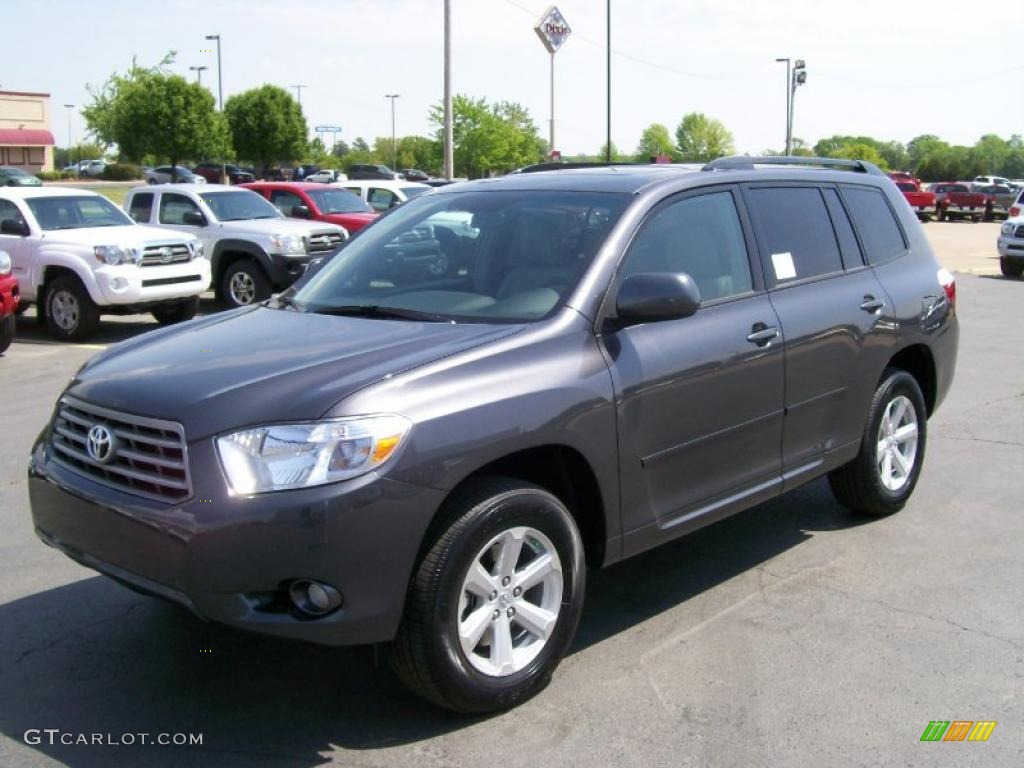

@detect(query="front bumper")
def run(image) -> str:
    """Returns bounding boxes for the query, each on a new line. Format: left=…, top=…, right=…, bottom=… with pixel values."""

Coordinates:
left=265, top=252, right=316, bottom=289
left=94, top=260, right=211, bottom=305
left=28, top=430, right=444, bottom=646
left=0, top=274, right=18, bottom=317
left=997, top=236, right=1024, bottom=260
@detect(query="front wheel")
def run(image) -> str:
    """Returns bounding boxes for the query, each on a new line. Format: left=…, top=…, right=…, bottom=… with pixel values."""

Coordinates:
left=152, top=296, right=199, bottom=325
left=44, top=275, right=101, bottom=341
left=828, top=369, right=927, bottom=516
left=1001, top=257, right=1024, bottom=278
left=0, top=314, right=13, bottom=355
left=390, top=477, right=586, bottom=713
left=221, top=259, right=271, bottom=308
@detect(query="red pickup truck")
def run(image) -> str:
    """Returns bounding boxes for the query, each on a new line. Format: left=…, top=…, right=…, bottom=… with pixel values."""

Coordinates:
left=894, top=181, right=937, bottom=221
left=0, top=249, right=19, bottom=355
left=241, top=182, right=379, bottom=234
left=930, top=182, right=987, bottom=222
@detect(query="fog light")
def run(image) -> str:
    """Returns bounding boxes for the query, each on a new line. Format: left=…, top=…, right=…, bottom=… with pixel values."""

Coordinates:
left=110, top=277, right=129, bottom=290
left=288, top=579, right=343, bottom=616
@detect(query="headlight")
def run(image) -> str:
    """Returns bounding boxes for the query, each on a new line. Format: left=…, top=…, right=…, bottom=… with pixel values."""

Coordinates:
left=216, top=414, right=412, bottom=494
left=269, top=233, right=306, bottom=255
left=1001, top=221, right=1015, bottom=235
left=189, top=241, right=206, bottom=260
left=94, top=245, right=139, bottom=266
left=0, top=251, right=10, bottom=275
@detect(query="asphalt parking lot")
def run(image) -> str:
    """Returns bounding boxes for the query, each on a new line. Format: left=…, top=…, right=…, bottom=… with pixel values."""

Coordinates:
left=0, top=222, right=1021, bottom=767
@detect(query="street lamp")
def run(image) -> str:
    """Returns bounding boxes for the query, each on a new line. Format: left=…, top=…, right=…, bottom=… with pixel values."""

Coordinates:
left=63, top=104, right=74, bottom=174
left=291, top=84, right=307, bottom=109
left=385, top=94, right=399, bottom=173
left=774, top=57, right=791, bottom=155
left=205, top=33, right=225, bottom=182
left=189, top=65, right=208, bottom=85
left=790, top=60, right=807, bottom=155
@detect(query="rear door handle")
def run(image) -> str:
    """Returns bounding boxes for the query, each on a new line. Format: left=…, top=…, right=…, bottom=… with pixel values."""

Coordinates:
left=860, top=296, right=885, bottom=313
left=746, top=326, right=779, bottom=345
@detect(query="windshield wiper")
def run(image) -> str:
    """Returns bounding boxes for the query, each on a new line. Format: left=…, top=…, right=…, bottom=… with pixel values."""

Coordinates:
left=308, top=304, right=453, bottom=322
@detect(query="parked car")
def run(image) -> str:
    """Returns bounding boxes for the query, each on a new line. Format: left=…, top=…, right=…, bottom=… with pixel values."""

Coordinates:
left=144, top=166, right=207, bottom=185
left=304, top=169, right=348, bottom=184
left=970, top=184, right=1015, bottom=220
left=79, top=160, right=108, bottom=178
left=242, top=182, right=378, bottom=234
left=347, top=163, right=400, bottom=180
left=929, top=182, right=987, bottom=221
left=0, top=187, right=208, bottom=340
left=887, top=170, right=922, bottom=186
left=893, top=180, right=936, bottom=221
left=973, top=175, right=1010, bottom=187
left=996, top=217, right=1024, bottom=277
left=192, top=163, right=256, bottom=185
left=292, top=165, right=321, bottom=181
left=340, top=180, right=432, bottom=212
left=29, top=156, right=958, bottom=712
left=123, top=184, right=347, bottom=307
left=400, top=168, right=430, bottom=182
left=0, top=249, right=18, bottom=355
left=0, top=167, right=42, bottom=187
left=1009, top=187, right=1024, bottom=218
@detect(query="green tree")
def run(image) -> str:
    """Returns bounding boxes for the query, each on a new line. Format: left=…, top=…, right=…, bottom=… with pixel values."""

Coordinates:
left=429, top=95, right=543, bottom=178
left=971, top=134, right=1009, bottom=175
left=225, top=85, right=307, bottom=176
left=598, top=141, right=626, bottom=162
left=674, top=113, right=734, bottom=162
left=352, top=137, right=371, bottom=153
left=331, top=139, right=351, bottom=158
left=635, top=123, right=674, bottom=161
left=83, top=54, right=228, bottom=180
left=906, top=134, right=947, bottom=171
left=828, top=142, right=889, bottom=169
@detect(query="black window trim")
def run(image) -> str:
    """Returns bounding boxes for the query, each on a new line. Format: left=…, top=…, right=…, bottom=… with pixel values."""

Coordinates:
left=837, top=182, right=910, bottom=267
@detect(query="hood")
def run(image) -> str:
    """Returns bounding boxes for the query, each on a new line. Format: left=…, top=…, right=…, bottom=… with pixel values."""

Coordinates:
left=320, top=212, right=378, bottom=228
left=42, top=225, right=197, bottom=248
left=68, top=307, right=523, bottom=440
left=214, top=218, right=343, bottom=237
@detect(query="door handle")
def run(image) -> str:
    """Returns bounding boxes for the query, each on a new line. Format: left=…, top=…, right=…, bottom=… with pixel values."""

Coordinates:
left=860, top=296, right=885, bottom=313
left=746, top=325, right=779, bottom=345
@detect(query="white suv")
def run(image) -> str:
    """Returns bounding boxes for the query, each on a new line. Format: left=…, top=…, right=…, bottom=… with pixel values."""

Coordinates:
left=0, top=187, right=209, bottom=341
left=124, top=185, right=347, bottom=307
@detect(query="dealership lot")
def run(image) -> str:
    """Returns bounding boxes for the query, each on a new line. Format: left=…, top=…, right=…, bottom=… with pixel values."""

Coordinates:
left=0, top=223, right=1021, bottom=766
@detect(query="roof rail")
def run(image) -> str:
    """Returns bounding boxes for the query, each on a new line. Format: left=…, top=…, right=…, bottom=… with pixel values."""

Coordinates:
left=702, top=155, right=886, bottom=176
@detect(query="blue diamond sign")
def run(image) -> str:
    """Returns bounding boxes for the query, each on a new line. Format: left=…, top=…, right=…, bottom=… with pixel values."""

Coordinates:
left=534, top=6, right=571, bottom=54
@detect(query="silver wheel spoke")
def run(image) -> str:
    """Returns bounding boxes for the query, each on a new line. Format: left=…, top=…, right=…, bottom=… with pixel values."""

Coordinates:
left=890, top=399, right=908, bottom=429
left=513, top=601, right=557, bottom=640
left=459, top=605, right=493, bottom=650
left=876, top=394, right=919, bottom=492
left=894, top=423, right=917, bottom=444
left=881, top=451, right=894, bottom=483
left=514, top=553, right=556, bottom=592
left=465, top=561, right=496, bottom=599
left=495, top=529, right=525, bottom=578
left=891, top=447, right=910, bottom=477
left=490, top=616, right=515, bottom=673
left=876, top=438, right=889, bottom=459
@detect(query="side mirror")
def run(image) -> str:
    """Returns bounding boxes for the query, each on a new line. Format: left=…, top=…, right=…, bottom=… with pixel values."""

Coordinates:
left=293, top=204, right=311, bottom=218
left=182, top=210, right=207, bottom=226
left=0, top=218, right=29, bottom=237
left=616, top=272, right=702, bottom=323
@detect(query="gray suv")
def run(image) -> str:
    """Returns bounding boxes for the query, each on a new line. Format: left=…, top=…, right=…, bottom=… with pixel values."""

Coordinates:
left=28, top=157, right=958, bottom=713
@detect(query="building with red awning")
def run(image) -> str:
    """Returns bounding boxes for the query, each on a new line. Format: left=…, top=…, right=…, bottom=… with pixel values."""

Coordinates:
left=0, top=91, right=55, bottom=173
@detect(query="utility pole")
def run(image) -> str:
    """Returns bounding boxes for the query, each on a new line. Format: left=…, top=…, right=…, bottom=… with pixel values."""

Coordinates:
left=189, top=65, right=208, bottom=85
left=63, top=104, right=74, bottom=173
left=606, top=0, right=611, bottom=164
left=385, top=94, right=400, bottom=171
left=291, top=84, right=306, bottom=109
left=775, top=57, right=791, bottom=155
left=789, top=60, right=807, bottom=155
left=443, top=0, right=454, bottom=179
left=205, top=33, right=225, bottom=182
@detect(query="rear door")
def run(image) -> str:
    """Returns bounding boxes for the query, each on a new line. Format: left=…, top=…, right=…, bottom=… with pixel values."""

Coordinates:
left=743, top=184, right=898, bottom=483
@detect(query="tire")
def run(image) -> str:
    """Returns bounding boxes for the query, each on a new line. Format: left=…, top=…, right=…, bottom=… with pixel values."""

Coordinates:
left=936, top=207, right=946, bottom=222
left=13, top=301, right=29, bottom=316
left=221, top=259, right=271, bottom=308
left=828, top=369, right=927, bottom=516
left=1001, top=257, right=1024, bottom=278
left=972, top=215, right=982, bottom=223
left=390, top=476, right=586, bottom=713
left=151, top=296, right=199, bottom=325
left=146, top=178, right=156, bottom=185
left=0, top=314, right=13, bottom=355
left=44, top=275, right=100, bottom=341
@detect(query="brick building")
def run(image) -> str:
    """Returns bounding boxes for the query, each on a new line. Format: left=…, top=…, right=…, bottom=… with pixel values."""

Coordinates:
left=0, top=90, right=55, bottom=173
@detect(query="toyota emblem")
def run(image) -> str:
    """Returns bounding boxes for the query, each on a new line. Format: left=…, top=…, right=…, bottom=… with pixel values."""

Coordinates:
left=159, top=247, right=174, bottom=263
left=86, top=424, right=116, bottom=464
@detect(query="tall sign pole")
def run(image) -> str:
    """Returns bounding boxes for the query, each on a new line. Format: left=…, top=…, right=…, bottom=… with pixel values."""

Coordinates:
left=534, top=6, right=571, bottom=159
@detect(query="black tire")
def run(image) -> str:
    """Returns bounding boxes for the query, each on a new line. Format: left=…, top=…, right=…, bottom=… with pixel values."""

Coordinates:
left=1001, top=257, right=1024, bottom=278
left=43, top=275, right=101, bottom=341
left=936, top=206, right=946, bottom=222
left=151, top=296, right=199, bottom=325
left=221, top=259, right=271, bottom=308
left=146, top=178, right=156, bottom=185
left=972, top=215, right=982, bottom=223
left=828, top=369, right=928, bottom=516
left=13, top=301, right=29, bottom=316
left=0, top=314, right=13, bottom=355
left=390, top=476, right=586, bottom=713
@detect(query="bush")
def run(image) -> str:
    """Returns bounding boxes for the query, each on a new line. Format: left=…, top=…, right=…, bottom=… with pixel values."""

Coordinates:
left=37, top=170, right=61, bottom=181
left=101, top=163, right=142, bottom=181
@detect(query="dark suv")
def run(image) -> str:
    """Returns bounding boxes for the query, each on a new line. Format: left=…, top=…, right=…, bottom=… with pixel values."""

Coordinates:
left=28, top=157, right=958, bottom=713
left=347, top=163, right=398, bottom=180
left=192, top=163, right=256, bottom=185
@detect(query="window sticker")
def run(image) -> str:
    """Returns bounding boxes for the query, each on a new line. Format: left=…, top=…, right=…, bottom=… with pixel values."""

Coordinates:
left=772, top=251, right=797, bottom=280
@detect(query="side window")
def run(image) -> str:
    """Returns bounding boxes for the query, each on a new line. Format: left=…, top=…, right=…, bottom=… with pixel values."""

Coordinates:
left=621, top=191, right=753, bottom=302
left=0, top=199, right=24, bottom=229
left=159, top=193, right=201, bottom=225
left=747, top=187, right=843, bottom=284
left=821, top=189, right=864, bottom=269
left=344, top=187, right=362, bottom=200
left=842, top=186, right=907, bottom=266
left=368, top=188, right=396, bottom=212
left=269, top=190, right=304, bottom=216
left=128, top=192, right=154, bottom=223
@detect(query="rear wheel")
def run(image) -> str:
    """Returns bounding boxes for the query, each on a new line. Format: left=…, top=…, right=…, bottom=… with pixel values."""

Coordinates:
left=44, top=275, right=100, bottom=341
left=390, top=477, right=586, bottom=713
left=936, top=206, right=946, bottom=222
left=1001, top=257, right=1024, bottom=278
left=828, top=369, right=927, bottom=516
left=221, top=259, right=271, bottom=308
left=0, top=314, right=13, bottom=355
left=152, top=296, right=199, bottom=325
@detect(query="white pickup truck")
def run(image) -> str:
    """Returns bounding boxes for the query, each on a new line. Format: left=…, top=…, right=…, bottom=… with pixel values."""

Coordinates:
left=0, top=187, right=209, bottom=341
left=124, top=185, right=347, bottom=307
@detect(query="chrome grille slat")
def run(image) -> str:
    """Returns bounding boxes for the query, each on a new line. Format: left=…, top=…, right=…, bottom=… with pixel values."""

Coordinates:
left=307, top=231, right=345, bottom=253
left=140, top=243, right=192, bottom=267
left=49, top=396, right=192, bottom=503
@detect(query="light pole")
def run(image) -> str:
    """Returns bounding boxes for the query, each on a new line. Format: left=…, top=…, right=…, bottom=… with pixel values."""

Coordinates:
left=443, top=0, right=453, bottom=179
left=385, top=94, right=400, bottom=172
left=291, top=84, right=306, bottom=109
left=774, top=57, right=791, bottom=155
left=606, top=0, right=611, bottom=164
left=205, top=34, right=224, bottom=182
left=790, top=60, right=807, bottom=155
left=63, top=104, right=74, bottom=173
left=189, top=65, right=208, bottom=85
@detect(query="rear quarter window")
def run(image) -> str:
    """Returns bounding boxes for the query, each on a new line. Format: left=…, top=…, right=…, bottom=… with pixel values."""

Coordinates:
left=841, top=186, right=907, bottom=266
left=746, top=186, right=844, bottom=284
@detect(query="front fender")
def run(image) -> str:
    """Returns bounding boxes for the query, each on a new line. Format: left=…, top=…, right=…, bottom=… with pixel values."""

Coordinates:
left=34, top=250, right=103, bottom=305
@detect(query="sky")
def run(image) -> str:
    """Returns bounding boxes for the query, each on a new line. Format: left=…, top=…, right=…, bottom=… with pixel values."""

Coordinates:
left=4, top=0, right=1020, bottom=158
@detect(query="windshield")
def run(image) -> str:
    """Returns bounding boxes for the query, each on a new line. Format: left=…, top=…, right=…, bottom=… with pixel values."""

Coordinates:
left=201, top=190, right=282, bottom=221
left=307, top=188, right=372, bottom=214
left=26, top=195, right=133, bottom=230
left=4, top=167, right=31, bottom=178
left=945, top=184, right=968, bottom=193
left=291, top=190, right=629, bottom=323
left=896, top=183, right=917, bottom=192
left=401, top=186, right=430, bottom=199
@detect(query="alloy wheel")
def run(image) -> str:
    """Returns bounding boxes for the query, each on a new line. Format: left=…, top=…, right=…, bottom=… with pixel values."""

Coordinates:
left=876, top=394, right=919, bottom=492
left=50, top=289, right=80, bottom=331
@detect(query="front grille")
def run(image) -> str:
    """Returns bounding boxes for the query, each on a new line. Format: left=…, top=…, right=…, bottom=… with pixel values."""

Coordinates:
left=140, top=243, right=192, bottom=266
left=1014, top=225, right=1024, bottom=238
left=49, top=396, right=191, bottom=503
left=141, top=275, right=203, bottom=287
left=306, top=231, right=346, bottom=253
